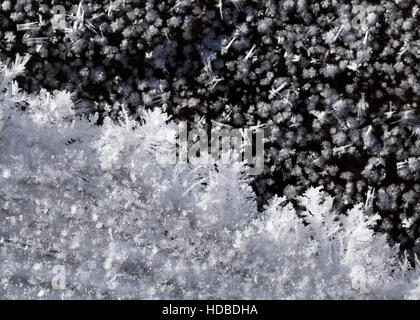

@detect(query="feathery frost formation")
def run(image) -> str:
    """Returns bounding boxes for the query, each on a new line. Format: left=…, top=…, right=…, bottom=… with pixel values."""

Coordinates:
left=1, top=0, right=419, bottom=253
left=1, top=56, right=420, bottom=299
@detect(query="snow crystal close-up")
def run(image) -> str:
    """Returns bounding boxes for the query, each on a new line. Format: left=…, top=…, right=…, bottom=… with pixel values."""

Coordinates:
left=0, top=0, right=420, bottom=300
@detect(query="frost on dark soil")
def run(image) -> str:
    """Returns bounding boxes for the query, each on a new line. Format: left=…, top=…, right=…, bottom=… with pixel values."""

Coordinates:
left=0, top=0, right=420, bottom=276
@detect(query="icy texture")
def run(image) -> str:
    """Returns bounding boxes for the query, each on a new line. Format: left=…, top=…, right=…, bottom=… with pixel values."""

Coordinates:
left=1, top=1, right=419, bottom=251
left=1, top=56, right=420, bottom=299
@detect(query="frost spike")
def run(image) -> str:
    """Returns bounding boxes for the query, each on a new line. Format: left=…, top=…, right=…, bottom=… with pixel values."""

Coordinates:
left=243, top=44, right=257, bottom=62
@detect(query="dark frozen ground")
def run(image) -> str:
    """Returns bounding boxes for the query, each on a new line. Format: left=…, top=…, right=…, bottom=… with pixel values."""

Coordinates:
left=1, top=0, right=420, bottom=256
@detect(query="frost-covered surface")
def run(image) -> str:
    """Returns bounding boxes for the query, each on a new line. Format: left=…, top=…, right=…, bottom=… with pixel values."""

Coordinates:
left=1, top=55, right=420, bottom=299
left=1, top=0, right=419, bottom=254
